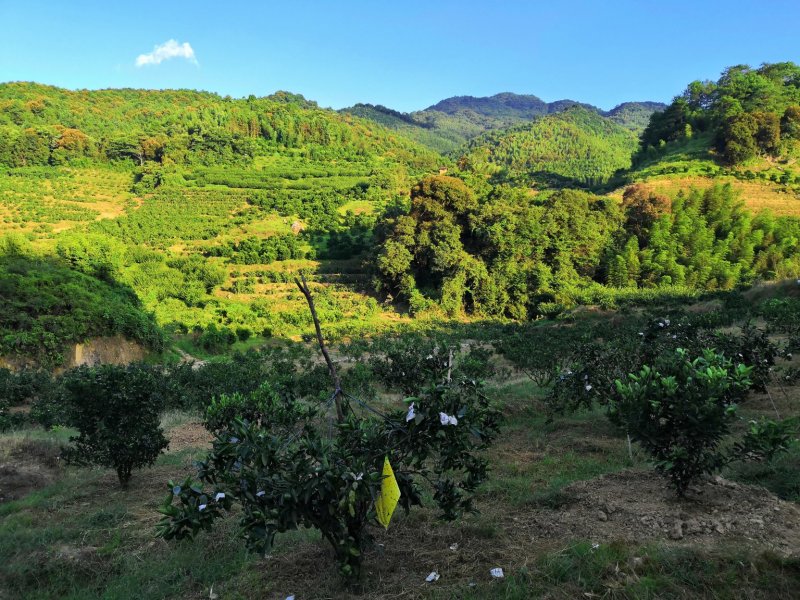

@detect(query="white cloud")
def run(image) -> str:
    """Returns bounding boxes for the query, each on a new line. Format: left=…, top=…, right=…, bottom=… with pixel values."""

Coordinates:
left=135, top=40, right=198, bottom=67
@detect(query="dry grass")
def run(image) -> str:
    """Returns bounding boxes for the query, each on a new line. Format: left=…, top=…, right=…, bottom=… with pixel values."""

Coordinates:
left=629, top=175, right=800, bottom=216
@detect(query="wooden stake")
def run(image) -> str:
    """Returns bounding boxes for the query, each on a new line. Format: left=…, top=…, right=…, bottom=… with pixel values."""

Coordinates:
left=295, top=273, right=345, bottom=422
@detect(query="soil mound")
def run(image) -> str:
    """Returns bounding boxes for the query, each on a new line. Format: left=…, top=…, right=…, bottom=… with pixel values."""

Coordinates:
left=527, top=469, right=800, bottom=555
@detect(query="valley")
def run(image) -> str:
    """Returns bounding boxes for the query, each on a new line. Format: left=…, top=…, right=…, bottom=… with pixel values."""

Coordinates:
left=2, top=58, right=800, bottom=599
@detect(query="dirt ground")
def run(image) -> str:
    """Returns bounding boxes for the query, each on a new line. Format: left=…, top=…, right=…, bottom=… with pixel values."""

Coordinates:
left=0, top=438, right=61, bottom=503
left=166, top=421, right=213, bottom=452
left=229, top=467, right=800, bottom=599
left=527, top=470, right=800, bottom=556
left=3, top=428, right=799, bottom=599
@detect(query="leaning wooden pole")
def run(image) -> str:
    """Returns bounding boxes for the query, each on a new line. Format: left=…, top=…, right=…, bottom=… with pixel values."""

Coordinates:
left=295, top=273, right=345, bottom=422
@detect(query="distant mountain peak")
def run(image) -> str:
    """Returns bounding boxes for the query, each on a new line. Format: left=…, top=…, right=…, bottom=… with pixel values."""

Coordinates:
left=425, top=92, right=665, bottom=122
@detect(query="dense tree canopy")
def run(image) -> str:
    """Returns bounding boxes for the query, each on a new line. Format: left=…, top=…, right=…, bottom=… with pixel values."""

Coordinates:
left=374, top=176, right=800, bottom=317
left=0, top=83, right=440, bottom=170
left=458, top=107, right=640, bottom=187
left=640, top=62, right=800, bottom=165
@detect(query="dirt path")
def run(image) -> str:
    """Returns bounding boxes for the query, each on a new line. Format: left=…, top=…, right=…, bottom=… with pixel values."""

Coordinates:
left=175, top=348, right=207, bottom=369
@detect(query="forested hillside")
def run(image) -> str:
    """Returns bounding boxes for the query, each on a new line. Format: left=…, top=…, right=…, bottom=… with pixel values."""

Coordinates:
left=1, top=65, right=799, bottom=365
left=456, top=106, right=640, bottom=187
left=0, top=83, right=440, bottom=170
left=0, top=84, right=448, bottom=363
left=612, top=63, right=800, bottom=215
left=341, top=93, right=665, bottom=153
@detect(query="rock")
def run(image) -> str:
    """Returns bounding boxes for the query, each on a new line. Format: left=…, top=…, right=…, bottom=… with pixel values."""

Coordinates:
left=684, top=519, right=703, bottom=535
left=670, top=520, right=684, bottom=540
left=597, top=510, right=608, bottom=522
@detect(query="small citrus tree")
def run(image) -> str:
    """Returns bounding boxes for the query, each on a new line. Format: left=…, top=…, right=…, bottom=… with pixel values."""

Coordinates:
left=156, top=276, right=500, bottom=583
left=157, top=378, right=499, bottom=581
left=610, top=348, right=794, bottom=495
left=61, top=364, right=169, bottom=487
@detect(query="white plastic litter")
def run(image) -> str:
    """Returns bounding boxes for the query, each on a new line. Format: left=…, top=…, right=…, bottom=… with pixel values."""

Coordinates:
left=406, top=403, right=416, bottom=422
left=449, top=543, right=459, bottom=551
left=439, top=412, right=458, bottom=426
left=426, top=571, right=440, bottom=582
left=490, top=567, right=504, bottom=578
left=214, top=492, right=225, bottom=502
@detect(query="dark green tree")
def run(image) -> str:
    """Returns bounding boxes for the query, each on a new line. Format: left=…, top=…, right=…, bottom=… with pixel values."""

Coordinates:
left=61, top=364, right=169, bottom=487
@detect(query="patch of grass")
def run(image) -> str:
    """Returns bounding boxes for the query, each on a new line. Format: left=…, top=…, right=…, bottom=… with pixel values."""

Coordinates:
left=725, top=443, right=800, bottom=502
left=434, top=541, right=800, bottom=599
left=338, top=199, right=374, bottom=215
left=159, top=409, right=201, bottom=432
left=479, top=382, right=641, bottom=507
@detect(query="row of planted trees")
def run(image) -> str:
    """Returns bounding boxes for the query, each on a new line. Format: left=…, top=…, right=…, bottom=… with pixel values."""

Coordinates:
left=6, top=286, right=797, bottom=586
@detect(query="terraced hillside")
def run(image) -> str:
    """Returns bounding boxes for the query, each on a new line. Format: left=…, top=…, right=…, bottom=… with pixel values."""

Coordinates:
left=0, top=85, right=447, bottom=364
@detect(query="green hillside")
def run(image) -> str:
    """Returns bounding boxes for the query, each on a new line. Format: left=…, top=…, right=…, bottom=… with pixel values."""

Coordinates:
left=340, top=103, right=471, bottom=154
left=1, top=69, right=799, bottom=365
left=0, top=82, right=440, bottom=171
left=342, top=94, right=664, bottom=154
left=424, top=93, right=664, bottom=129
left=457, top=106, right=640, bottom=187
left=605, top=101, right=668, bottom=130
left=613, top=63, right=800, bottom=214
left=0, top=84, right=449, bottom=363
left=0, top=236, right=164, bottom=366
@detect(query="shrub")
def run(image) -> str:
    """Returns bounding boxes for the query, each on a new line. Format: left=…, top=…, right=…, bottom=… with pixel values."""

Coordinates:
left=609, top=348, right=792, bottom=495
left=496, top=326, right=583, bottom=387
left=366, top=334, right=453, bottom=395
left=714, top=322, right=781, bottom=392
left=61, top=364, right=169, bottom=487
left=198, top=323, right=237, bottom=352
left=157, top=377, right=500, bottom=584
left=161, top=346, right=309, bottom=410
left=546, top=314, right=728, bottom=417
left=204, top=382, right=284, bottom=432
left=0, top=397, right=10, bottom=431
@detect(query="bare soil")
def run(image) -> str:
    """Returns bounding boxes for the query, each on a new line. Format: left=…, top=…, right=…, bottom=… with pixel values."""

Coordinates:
left=166, top=421, right=213, bottom=452
left=526, top=469, right=800, bottom=556
left=0, top=438, right=62, bottom=503
left=233, top=469, right=800, bottom=599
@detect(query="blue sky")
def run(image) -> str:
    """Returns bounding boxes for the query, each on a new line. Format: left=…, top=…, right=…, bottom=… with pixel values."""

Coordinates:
left=1, top=1, right=798, bottom=112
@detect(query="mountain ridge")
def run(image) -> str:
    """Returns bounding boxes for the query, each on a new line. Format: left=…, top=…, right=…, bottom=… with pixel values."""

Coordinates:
left=341, top=93, right=666, bottom=153
left=423, top=92, right=665, bottom=120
